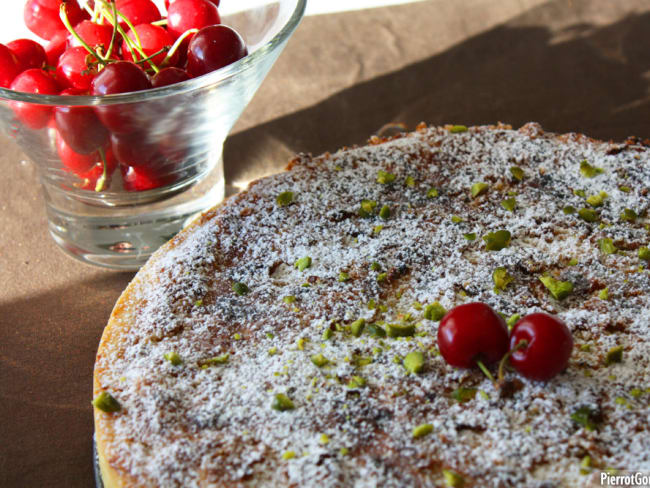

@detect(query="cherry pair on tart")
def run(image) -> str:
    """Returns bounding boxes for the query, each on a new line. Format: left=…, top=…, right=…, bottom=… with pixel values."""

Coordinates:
left=437, top=302, right=573, bottom=382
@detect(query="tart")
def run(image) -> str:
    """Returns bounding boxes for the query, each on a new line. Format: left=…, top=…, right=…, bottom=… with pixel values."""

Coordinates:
left=94, top=123, right=650, bottom=487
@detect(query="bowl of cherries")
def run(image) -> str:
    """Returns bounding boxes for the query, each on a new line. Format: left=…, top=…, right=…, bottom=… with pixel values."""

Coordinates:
left=0, top=0, right=305, bottom=269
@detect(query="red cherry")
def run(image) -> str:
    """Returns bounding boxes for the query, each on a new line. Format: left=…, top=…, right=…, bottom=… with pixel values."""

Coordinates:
left=151, top=67, right=190, bottom=87
left=509, top=313, right=573, bottom=381
left=122, top=23, right=179, bottom=67
left=45, top=30, right=68, bottom=66
left=56, top=47, right=100, bottom=90
left=187, top=25, right=247, bottom=77
left=120, top=163, right=168, bottom=191
left=56, top=129, right=101, bottom=174
left=437, top=302, right=509, bottom=369
left=0, top=44, right=22, bottom=88
left=110, top=132, right=164, bottom=168
left=165, top=0, right=220, bottom=10
left=9, top=68, right=61, bottom=129
left=55, top=88, right=109, bottom=155
left=77, top=151, right=117, bottom=191
left=167, top=0, right=220, bottom=41
left=24, top=0, right=86, bottom=41
left=90, top=61, right=152, bottom=133
left=66, top=20, right=114, bottom=51
left=115, top=0, right=162, bottom=29
left=7, top=39, right=47, bottom=72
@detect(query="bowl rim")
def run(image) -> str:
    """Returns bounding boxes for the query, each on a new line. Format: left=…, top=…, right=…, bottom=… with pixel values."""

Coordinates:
left=0, top=0, right=306, bottom=107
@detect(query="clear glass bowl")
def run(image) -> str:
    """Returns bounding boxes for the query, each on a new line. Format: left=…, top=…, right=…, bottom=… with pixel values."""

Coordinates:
left=0, top=0, right=305, bottom=270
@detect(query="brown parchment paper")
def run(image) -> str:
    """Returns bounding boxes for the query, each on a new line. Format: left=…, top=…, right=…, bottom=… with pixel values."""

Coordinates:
left=1, top=1, right=649, bottom=485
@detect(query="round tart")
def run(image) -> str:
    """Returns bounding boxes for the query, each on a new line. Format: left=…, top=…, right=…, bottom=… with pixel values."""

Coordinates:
left=94, top=123, right=650, bottom=487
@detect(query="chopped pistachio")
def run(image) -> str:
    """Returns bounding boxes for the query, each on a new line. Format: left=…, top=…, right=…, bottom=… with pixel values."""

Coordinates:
left=630, top=388, right=643, bottom=399
left=359, top=199, right=378, bottom=218
left=579, top=160, right=604, bottom=178
left=92, top=392, right=121, bottom=413
left=370, top=262, right=381, bottom=271
left=232, top=282, right=249, bottom=296
left=506, top=313, right=521, bottom=330
left=483, top=230, right=511, bottom=251
left=427, top=188, right=439, bottom=198
left=563, top=205, right=576, bottom=215
left=347, top=375, right=366, bottom=388
left=296, top=337, right=308, bottom=350
left=405, top=176, right=416, bottom=187
left=471, top=182, right=489, bottom=198
left=194, top=299, right=203, bottom=307
left=586, top=192, right=607, bottom=207
left=443, top=469, right=465, bottom=487
left=449, top=125, right=468, bottom=133
left=338, top=271, right=350, bottom=282
left=605, top=345, right=623, bottom=366
left=598, top=288, right=609, bottom=300
left=367, top=323, right=387, bottom=338
left=377, top=272, right=388, bottom=282
left=412, top=423, right=433, bottom=438
left=339, top=447, right=349, bottom=456
left=268, top=347, right=278, bottom=356
left=283, top=295, right=296, bottom=304
left=638, top=246, right=650, bottom=261
left=376, top=170, right=396, bottom=184
left=276, top=191, right=294, bottom=206
left=598, top=238, right=617, bottom=255
left=354, top=355, right=373, bottom=367
left=571, top=406, right=599, bottom=431
left=539, top=275, right=573, bottom=300
left=479, top=390, right=490, bottom=400
left=424, top=302, right=446, bottom=321
left=311, top=353, right=329, bottom=368
left=386, top=323, right=416, bottom=337
left=578, top=208, right=598, bottom=222
left=492, top=267, right=514, bottom=291
left=164, top=351, right=182, bottom=366
left=200, top=354, right=229, bottom=367
left=501, top=198, right=516, bottom=212
left=568, top=258, right=579, bottom=266
left=272, top=393, right=295, bottom=411
left=614, top=396, right=628, bottom=406
left=452, top=387, right=477, bottom=403
left=319, top=433, right=330, bottom=445
left=322, top=328, right=333, bottom=340
left=295, top=256, right=312, bottom=271
left=580, top=456, right=592, bottom=475
left=451, top=215, right=463, bottom=224
left=620, top=208, right=637, bottom=222
left=379, top=205, right=391, bottom=220
left=574, top=189, right=586, bottom=198
left=373, top=225, right=384, bottom=235
left=412, top=302, right=423, bottom=311
left=350, top=318, right=366, bottom=337
left=282, top=450, right=296, bottom=460
left=233, top=333, right=242, bottom=340
left=463, top=232, right=477, bottom=241
left=510, top=166, right=525, bottom=181
left=403, top=351, right=425, bottom=374
left=619, top=185, right=631, bottom=193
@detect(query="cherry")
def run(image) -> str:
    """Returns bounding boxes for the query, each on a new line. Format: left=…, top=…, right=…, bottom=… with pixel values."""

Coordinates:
left=24, top=0, right=86, bottom=41
left=9, top=68, right=61, bottom=129
left=508, top=313, right=573, bottom=381
left=0, top=44, right=22, bottom=88
left=167, top=0, right=220, bottom=41
left=7, top=39, right=47, bottom=72
left=90, top=61, right=152, bottom=133
left=77, top=151, right=118, bottom=191
left=120, top=163, right=168, bottom=191
left=165, top=0, right=220, bottom=10
left=110, top=132, right=164, bottom=168
left=45, top=30, right=68, bottom=66
left=56, top=129, right=101, bottom=174
left=437, top=302, right=509, bottom=369
left=55, top=88, right=109, bottom=155
left=187, top=25, right=247, bottom=77
left=122, top=23, right=179, bottom=67
left=115, top=0, right=162, bottom=29
left=66, top=20, right=115, bottom=51
left=56, top=46, right=100, bottom=90
left=151, top=67, right=190, bottom=87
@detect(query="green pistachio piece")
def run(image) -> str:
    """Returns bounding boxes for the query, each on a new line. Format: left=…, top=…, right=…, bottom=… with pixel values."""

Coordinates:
left=427, top=188, right=439, bottom=198
left=283, top=295, right=296, bottom=304
left=506, top=313, right=521, bottom=330
left=492, top=267, right=514, bottom=291
left=638, top=246, right=650, bottom=261
left=539, top=275, right=573, bottom=300
left=377, top=272, right=388, bottom=282
left=405, top=176, right=415, bottom=187
left=568, top=258, right=579, bottom=266
left=359, top=199, right=378, bottom=218
left=282, top=450, right=296, bottom=460
left=350, top=319, right=366, bottom=337
left=586, top=192, right=606, bottom=207
left=578, top=208, right=598, bottom=222
left=272, top=393, right=295, bottom=411
left=232, top=282, right=249, bottom=296
left=347, top=375, right=366, bottom=388
left=376, top=170, right=396, bottom=184
left=338, top=272, right=350, bottom=282
left=322, top=328, right=333, bottom=340
left=463, top=232, right=476, bottom=241
left=605, top=345, right=623, bottom=366
left=443, top=469, right=465, bottom=487
left=620, top=208, right=637, bottom=222
left=379, top=205, right=391, bottom=219
left=573, top=189, right=586, bottom=198
left=424, top=302, right=446, bottom=321
left=412, top=423, right=433, bottom=439
left=598, top=238, right=617, bottom=255
left=501, top=198, right=516, bottom=212
left=570, top=406, right=599, bottom=431
left=483, top=230, right=511, bottom=251
left=510, top=166, right=525, bottom=181
left=580, top=456, right=592, bottom=475
left=311, top=353, right=329, bottom=368
left=451, top=387, right=477, bottom=403
left=164, top=351, right=182, bottom=366
left=579, top=160, right=604, bottom=178
left=471, top=182, right=489, bottom=198
left=199, top=354, right=229, bottom=368
left=563, top=205, right=576, bottom=214
left=386, top=323, right=416, bottom=338
left=449, top=125, right=467, bottom=133
left=370, top=262, right=381, bottom=271
left=619, top=185, right=631, bottom=193
left=451, top=215, right=463, bottom=224
left=295, top=256, right=312, bottom=271
left=403, top=351, right=425, bottom=374
left=92, top=392, right=121, bottom=413
left=367, top=323, right=387, bottom=338
left=598, top=288, right=609, bottom=300
left=276, top=191, right=294, bottom=206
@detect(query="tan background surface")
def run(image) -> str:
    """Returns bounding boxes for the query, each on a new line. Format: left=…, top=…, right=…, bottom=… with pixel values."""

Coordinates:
left=1, top=1, right=649, bottom=485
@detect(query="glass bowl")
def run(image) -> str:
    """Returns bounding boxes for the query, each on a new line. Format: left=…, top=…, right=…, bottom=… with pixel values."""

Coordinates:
left=0, top=0, right=305, bottom=270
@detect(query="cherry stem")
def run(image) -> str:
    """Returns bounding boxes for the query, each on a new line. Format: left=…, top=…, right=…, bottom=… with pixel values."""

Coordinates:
left=95, top=147, right=108, bottom=192
left=59, top=4, right=107, bottom=65
left=163, top=28, right=199, bottom=66
left=476, top=360, right=496, bottom=384
left=151, top=19, right=169, bottom=26
left=497, top=340, right=529, bottom=383
left=104, top=1, right=119, bottom=60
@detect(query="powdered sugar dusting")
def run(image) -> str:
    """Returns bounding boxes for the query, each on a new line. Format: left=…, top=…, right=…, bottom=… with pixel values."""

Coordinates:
left=95, top=123, right=650, bottom=487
